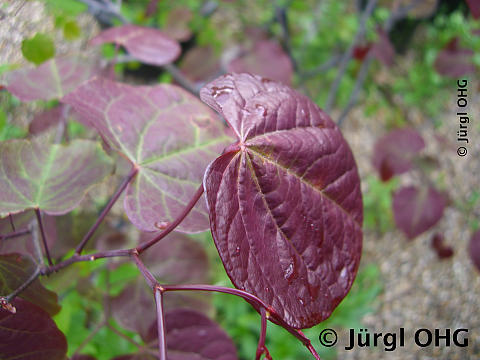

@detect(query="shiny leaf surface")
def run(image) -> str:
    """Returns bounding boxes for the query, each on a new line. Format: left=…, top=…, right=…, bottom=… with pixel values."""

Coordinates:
left=201, top=73, right=363, bottom=328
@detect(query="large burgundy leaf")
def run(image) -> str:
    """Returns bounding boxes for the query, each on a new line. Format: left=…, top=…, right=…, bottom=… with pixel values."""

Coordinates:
left=227, top=39, right=293, bottom=85
left=5, top=56, right=98, bottom=102
left=0, top=253, right=60, bottom=315
left=0, top=298, right=67, bottom=360
left=112, top=233, right=211, bottom=339
left=90, top=25, right=180, bottom=66
left=200, top=73, right=363, bottom=329
left=372, top=128, right=425, bottom=181
left=0, top=139, right=113, bottom=217
left=434, top=38, right=476, bottom=78
left=144, top=309, right=238, bottom=360
left=63, top=77, right=232, bottom=232
left=469, top=229, right=480, bottom=272
left=393, top=186, right=446, bottom=239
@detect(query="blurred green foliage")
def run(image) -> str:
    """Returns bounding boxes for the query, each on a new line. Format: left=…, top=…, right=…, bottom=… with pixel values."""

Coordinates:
left=363, top=175, right=398, bottom=234
left=21, top=33, right=56, bottom=65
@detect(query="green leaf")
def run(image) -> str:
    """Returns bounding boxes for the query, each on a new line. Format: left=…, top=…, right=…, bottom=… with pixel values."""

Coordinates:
left=63, top=19, right=81, bottom=40
left=44, top=0, right=87, bottom=16
left=21, top=33, right=55, bottom=65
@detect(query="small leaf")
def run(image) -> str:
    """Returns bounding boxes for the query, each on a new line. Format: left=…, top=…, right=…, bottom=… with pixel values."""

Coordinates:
left=144, top=309, right=238, bottom=360
left=180, top=46, right=221, bottom=84
left=5, top=56, right=99, bottom=102
left=469, top=229, right=480, bottom=272
left=0, top=253, right=60, bottom=315
left=434, top=38, right=476, bottom=78
left=63, top=20, right=82, bottom=40
left=63, top=77, right=233, bottom=232
left=430, top=233, right=453, bottom=259
left=21, top=33, right=55, bottom=65
left=28, top=105, right=67, bottom=135
left=227, top=39, right=293, bottom=85
left=0, top=298, right=67, bottom=360
left=90, top=25, right=181, bottom=66
left=201, top=73, right=363, bottom=329
left=371, top=27, right=395, bottom=67
left=0, top=139, right=113, bottom=217
left=163, top=7, right=193, bottom=42
left=392, top=186, right=446, bottom=239
left=372, top=128, right=425, bottom=181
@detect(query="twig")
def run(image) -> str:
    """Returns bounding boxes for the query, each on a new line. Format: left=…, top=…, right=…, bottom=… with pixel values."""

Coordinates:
left=0, top=228, right=30, bottom=241
left=274, top=1, right=298, bottom=72
left=135, top=184, right=204, bottom=254
left=72, top=319, right=107, bottom=356
left=256, top=307, right=269, bottom=360
left=75, top=166, right=139, bottom=255
left=324, top=0, right=377, bottom=112
left=336, top=0, right=423, bottom=127
left=5, top=266, right=41, bottom=302
left=35, top=209, right=53, bottom=266
left=132, top=252, right=157, bottom=289
left=162, top=63, right=200, bottom=95
left=298, top=54, right=342, bottom=79
left=154, top=288, right=167, bottom=360
left=8, top=214, right=15, bottom=231
left=107, top=323, right=144, bottom=348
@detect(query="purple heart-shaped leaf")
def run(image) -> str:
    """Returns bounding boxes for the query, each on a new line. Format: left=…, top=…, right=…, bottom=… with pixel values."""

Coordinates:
left=90, top=25, right=181, bottom=66
left=372, top=128, right=425, bottom=181
left=0, top=139, right=113, bottom=217
left=63, top=77, right=233, bottom=232
left=5, top=56, right=99, bottom=102
left=0, top=298, right=67, bottom=360
left=393, top=186, right=446, bottom=239
left=200, top=73, right=363, bottom=329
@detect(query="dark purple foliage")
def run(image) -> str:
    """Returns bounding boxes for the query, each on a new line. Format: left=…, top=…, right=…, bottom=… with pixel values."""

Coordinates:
left=90, top=25, right=181, bottom=66
left=393, top=186, right=446, bottom=239
left=163, top=7, right=193, bottom=42
left=0, top=298, right=67, bottom=360
left=0, top=139, right=113, bottom=216
left=371, top=27, right=395, bottom=67
left=372, top=128, right=425, bottom=181
left=63, top=77, right=232, bottom=233
left=434, top=38, right=476, bottom=78
left=201, top=73, right=363, bottom=328
left=466, top=0, right=480, bottom=19
left=469, top=229, right=480, bottom=272
left=0, top=253, right=60, bottom=315
left=430, top=233, right=454, bottom=259
left=180, top=46, right=221, bottom=84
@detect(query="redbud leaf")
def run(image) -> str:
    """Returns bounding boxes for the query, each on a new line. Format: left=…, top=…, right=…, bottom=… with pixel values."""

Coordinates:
left=0, top=253, right=60, bottom=316
left=21, top=33, right=55, bottom=65
left=372, top=128, right=425, bottom=181
left=90, top=25, right=181, bottom=66
left=434, top=38, right=476, bottom=78
left=5, top=56, right=99, bottom=102
left=144, top=309, right=238, bottom=360
left=63, top=77, right=233, bottom=232
left=393, top=186, right=446, bottom=239
left=371, top=27, right=395, bottom=67
left=0, top=298, right=67, bottom=360
left=180, top=46, right=221, bottom=84
left=164, top=7, right=193, bottom=42
left=466, top=0, right=480, bottom=19
left=469, top=229, right=480, bottom=272
left=0, top=139, right=113, bottom=217
left=227, top=39, right=293, bottom=85
left=200, top=73, right=363, bottom=329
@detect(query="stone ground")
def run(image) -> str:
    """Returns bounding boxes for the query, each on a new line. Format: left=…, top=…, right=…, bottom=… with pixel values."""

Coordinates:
left=1, top=1, right=479, bottom=359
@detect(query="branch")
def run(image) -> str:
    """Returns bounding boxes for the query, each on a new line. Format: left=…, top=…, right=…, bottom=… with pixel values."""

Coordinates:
left=8, top=214, right=15, bottom=231
left=132, top=252, right=157, bottom=289
left=154, top=287, right=167, bottom=360
left=35, top=209, right=53, bottom=266
left=5, top=266, right=41, bottom=303
left=135, top=184, right=204, bottom=253
left=336, top=0, right=423, bottom=127
left=0, top=228, right=30, bottom=241
left=324, top=0, right=377, bottom=112
left=75, top=166, right=139, bottom=254
left=274, top=1, right=298, bottom=72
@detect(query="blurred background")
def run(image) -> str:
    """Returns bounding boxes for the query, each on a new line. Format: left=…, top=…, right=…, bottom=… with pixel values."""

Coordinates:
left=1, top=0, right=479, bottom=359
